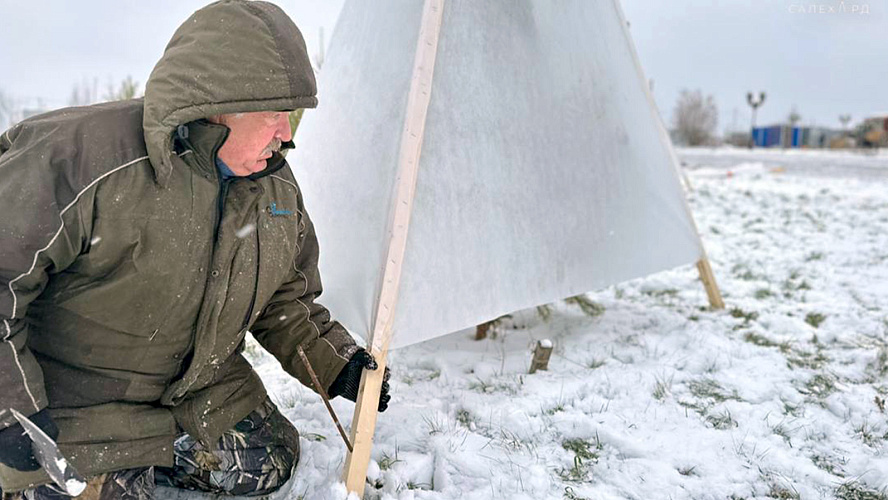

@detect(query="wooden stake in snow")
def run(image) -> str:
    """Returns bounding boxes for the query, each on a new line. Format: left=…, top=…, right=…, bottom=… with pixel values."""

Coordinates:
left=342, top=0, right=446, bottom=495
left=529, top=339, right=554, bottom=374
left=696, top=257, right=725, bottom=309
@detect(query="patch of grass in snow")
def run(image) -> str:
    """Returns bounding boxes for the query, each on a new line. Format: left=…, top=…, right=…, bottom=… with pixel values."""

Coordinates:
left=545, top=403, right=566, bottom=415
left=401, top=368, right=441, bottom=385
left=755, top=288, right=774, bottom=299
left=378, top=447, right=402, bottom=471
left=760, top=470, right=800, bottom=499
left=732, top=263, right=763, bottom=281
left=421, top=413, right=453, bottom=437
left=801, top=210, right=826, bottom=232
left=652, top=374, right=673, bottom=401
left=706, top=409, right=738, bottom=430
left=835, top=481, right=888, bottom=500
left=405, top=481, right=432, bottom=491
left=562, top=438, right=601, bottom=462
left=768, top=483, right=801, bottom=500
left=744, top=330, right=829, bottom=370
left=770, top=420, right=798, bottom=445
left=455, top=408, right=474, bottom=428
left=810, top=453, right=847, bottom=477
left=782, top=400, right=805, bottom=417
left=537, top=304, right=553, bottom=321
left=799, top=373, right=838, bottom=400
left=558, top=436, right=601, bottom=483
left=687, top=378, right=742, bottom=403
left=618, top=333, right=643, bottom=347
left=805, top=312, right=827, bottom=328
left=274, top=391, right=300, bottom=410
left=704, top=358, right=721, bottom=374
left=744, top=331, right=792, bottom=353
left=869, top=347, right=888, bottom=377
left=677, top=465, right=697, bottom=476
left=731, top=307, right=760, bottom=324
left=497, top=428, right=536, bottom=454
left=855, top=419, right=888, bottom=448
left=564, top=295, right=605, bottom=317
left=468, top=377, right=520, bottom=395
left=563, top=487, right=591, bottom=500
left=782, top=269, right=812, bottom=297
left=805, top=251, right=825, bottom=262
left=642, top=288, right=680, bottom=298
left=586, top=357, right=607, bottom=370
left=743, top=216, right=766, bottom=232
left=679, top=378, right=742, bottom=428
left=785, top=347, right=830, bottom=370
left=678, top=399, right=707, bottom=415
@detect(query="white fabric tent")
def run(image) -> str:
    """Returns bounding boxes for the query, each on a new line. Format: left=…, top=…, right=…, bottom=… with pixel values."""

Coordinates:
left=291, top=0, right=707, bottom=350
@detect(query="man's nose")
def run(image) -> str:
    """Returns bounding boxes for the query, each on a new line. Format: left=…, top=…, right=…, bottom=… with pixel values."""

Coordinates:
left=277, top=112, right=293, bottom=142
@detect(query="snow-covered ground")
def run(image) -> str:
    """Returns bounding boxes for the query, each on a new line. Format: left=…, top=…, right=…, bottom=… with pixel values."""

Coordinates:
left=245, top=148, right=888, bottom=499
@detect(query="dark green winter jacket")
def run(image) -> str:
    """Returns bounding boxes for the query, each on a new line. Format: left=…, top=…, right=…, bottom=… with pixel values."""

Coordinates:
left=0, top=0, right=356, bottom=491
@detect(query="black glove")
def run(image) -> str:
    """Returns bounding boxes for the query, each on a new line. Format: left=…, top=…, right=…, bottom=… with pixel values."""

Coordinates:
left=0, top=408, right=59, bottom=471
left=328, top=349, right=391, bottom=412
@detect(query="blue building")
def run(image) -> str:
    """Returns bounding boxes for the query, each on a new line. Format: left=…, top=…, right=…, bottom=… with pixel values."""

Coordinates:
left=752, top=124, right=840, bottom=148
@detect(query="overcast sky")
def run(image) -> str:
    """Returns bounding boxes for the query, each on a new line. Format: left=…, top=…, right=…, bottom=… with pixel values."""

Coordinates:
left=0, top=1, right=884, bottom=132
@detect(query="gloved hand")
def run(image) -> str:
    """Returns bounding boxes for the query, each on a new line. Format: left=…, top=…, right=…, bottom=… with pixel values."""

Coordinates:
left=328, top=348, right=391, bottom=412
left=0, top=408, right=58, bottom=471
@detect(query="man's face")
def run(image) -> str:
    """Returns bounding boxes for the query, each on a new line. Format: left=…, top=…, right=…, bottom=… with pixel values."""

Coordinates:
left=209, top=111, right=292, bottom=176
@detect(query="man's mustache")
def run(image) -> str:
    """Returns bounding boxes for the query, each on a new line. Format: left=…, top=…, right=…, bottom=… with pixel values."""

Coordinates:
left=262, top=138, right=283, bottom=156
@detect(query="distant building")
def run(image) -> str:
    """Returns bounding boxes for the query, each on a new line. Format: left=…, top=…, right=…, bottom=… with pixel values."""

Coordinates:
left=751, top=124, right=842, bottom=149
left=857, top=114, right=888, bottom=148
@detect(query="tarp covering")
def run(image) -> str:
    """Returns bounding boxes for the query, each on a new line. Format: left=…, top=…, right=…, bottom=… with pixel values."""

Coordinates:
left=291, top=0, right=703, bottom=349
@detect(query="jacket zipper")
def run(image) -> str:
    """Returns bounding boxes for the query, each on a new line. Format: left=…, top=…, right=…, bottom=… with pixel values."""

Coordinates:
left=239, top=221, right=260, bottom=331
left=215, top=176, right=260, bottom=333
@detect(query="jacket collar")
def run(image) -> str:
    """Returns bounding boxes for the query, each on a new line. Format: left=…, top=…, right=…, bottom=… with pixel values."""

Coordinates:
left=175, top=119, right=293, bottom=182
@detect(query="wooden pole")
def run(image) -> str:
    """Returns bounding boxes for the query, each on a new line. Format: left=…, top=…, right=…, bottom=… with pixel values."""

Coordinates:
left=696, top=256, right=724, bottom=309
left=342, top=0, right=446, bottom=495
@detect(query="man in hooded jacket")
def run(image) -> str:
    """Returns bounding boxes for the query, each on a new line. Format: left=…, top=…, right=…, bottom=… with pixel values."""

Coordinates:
left=0, top=1, right=390, bottom=497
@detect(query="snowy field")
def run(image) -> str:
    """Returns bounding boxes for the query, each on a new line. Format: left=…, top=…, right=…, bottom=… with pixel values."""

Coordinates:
left=242, top=148, right=888, bottom=499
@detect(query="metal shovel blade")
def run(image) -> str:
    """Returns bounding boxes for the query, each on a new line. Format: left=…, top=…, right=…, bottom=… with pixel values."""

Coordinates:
left=9, top=408, right=87, bottom=497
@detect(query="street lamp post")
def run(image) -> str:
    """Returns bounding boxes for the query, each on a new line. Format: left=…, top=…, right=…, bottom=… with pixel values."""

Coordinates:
left=746, top=91, right=766, bottom=148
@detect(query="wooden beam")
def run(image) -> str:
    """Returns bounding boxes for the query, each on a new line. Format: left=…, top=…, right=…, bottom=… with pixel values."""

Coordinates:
left=696, top=257, right=724, bottom=309
left=342, top=0, right=446, bottom=496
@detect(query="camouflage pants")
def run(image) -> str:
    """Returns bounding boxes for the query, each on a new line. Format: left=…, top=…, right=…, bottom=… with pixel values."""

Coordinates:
left=2, top=398, right=300, bottom=499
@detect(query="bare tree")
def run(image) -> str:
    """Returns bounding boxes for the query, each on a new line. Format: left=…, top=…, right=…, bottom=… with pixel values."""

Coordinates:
left=69, top=78, right=99, bottom=106
left=672, top=89, right=718, bottom=146
left=104, top=76, right=141, bottom=102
